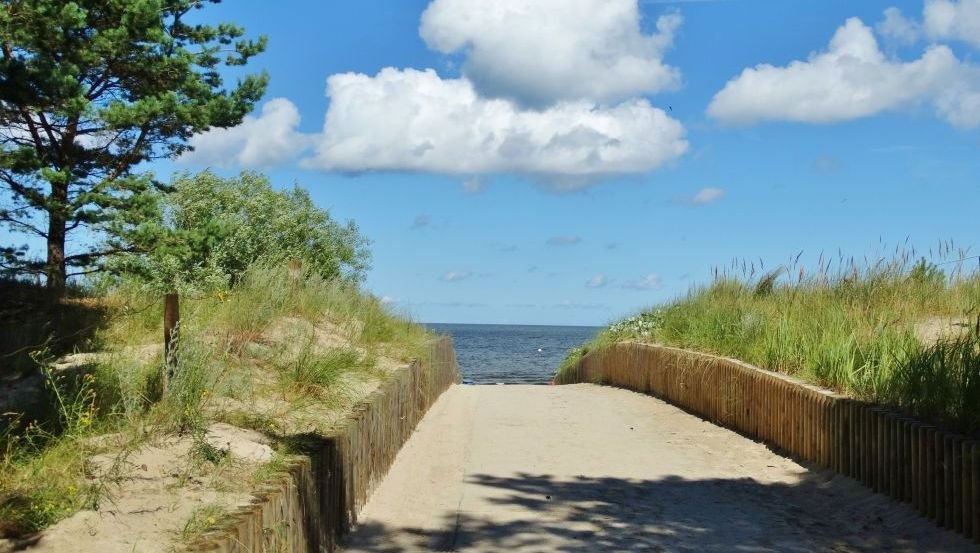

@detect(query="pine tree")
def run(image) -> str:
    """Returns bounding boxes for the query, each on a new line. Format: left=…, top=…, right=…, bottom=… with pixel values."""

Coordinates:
left=0, top=0, right=267, bottom=293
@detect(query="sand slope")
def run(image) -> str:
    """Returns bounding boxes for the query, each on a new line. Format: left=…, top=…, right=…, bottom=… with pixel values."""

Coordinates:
left=345, top=384, right=974, bottom=552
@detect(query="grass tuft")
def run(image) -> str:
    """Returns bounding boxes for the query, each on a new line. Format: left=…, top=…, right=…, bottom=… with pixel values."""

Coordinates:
left=180, top=503, right=226, bottom=543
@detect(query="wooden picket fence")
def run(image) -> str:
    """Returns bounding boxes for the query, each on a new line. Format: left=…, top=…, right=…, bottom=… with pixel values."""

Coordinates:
left=189, top=336, right=460, bottom=552
left=555, top=341, right=979, bottom=543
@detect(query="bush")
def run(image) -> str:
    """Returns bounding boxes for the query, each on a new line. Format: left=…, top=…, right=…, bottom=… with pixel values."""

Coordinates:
left=111, top=171, right=370, bottom=293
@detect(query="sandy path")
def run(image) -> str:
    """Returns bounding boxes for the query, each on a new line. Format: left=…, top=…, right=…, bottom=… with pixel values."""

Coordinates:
left=344, top=384, right=974, bottom=552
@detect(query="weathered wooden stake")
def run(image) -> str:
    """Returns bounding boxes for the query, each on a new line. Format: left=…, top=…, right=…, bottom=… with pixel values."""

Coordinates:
left=163, top=292, right=180, bottom=392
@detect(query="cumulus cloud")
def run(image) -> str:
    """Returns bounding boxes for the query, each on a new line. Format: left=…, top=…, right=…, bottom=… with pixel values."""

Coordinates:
left=181, top=98, right=314, bottom=167
left=441, top=271, right=473, bottom=282
left=924, top=0, right=980, bottom=47
left=875, top=2, right=980, bottom=48
left=546, top=235, right=582, bottom=246
left=691, top=187, right=725, bottom=204
left=183, top=1, right=689, bottom=187
left=707, top=18, right=980, bottom=128
left=876, top=7, right=921, bottom=45
left=623, top=273, right=662, bottom=290
left=419, top=0, right=682, bottom=107
left=586, top=274, right=611, bottom=288
left=305, top=68, right=687, bottom=187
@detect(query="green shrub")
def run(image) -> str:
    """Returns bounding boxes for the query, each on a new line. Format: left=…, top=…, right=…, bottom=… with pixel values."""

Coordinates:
left=110, top=171, right=371, bottom=294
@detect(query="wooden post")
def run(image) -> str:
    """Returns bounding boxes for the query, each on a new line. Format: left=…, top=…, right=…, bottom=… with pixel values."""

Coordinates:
left=887, top=413, right=898, bottom=499
left=849, top=401, right=859, bottom=479
left=902, top=418, right=913, bottom=504
left=911, top=421, right=920, bottom=510
left=873, top=408, right=888, bottom=495
left=922, top=425, right=936, bottom=519
left=951, top=435, right=963, bottom=534
left=934, top=430, right=945, bottom=525
left=163, top=292, right=180, bottom=392
left=945, top=434, right=957, bottom=531
left=970, top=441, right=979, bottom=543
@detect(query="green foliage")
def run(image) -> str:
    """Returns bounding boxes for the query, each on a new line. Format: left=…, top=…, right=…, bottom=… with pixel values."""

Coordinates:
left=111, top=171, right=370, bottom=293
left=607, top=310, right=665, bottom=338
left=569, top=254, right=980, bottom=435
left=0, top=0, right=267, bottom=291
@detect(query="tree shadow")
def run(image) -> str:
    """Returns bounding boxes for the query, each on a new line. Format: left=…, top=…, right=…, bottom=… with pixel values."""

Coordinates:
left=345, top=471, right=973, bottom=552
left=0, top=279, right=109, bottom=434
left=0, top=279, right=108, bottom=375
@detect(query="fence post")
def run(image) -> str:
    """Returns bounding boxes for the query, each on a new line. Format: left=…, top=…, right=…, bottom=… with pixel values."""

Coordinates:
left=163, top=292, right=180, bottom=392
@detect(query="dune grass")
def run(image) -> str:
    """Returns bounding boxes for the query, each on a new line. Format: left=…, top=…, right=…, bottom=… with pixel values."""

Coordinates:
left=0, top=264, right=431, bottom=538
left=565, top=252, right=980, bottom=436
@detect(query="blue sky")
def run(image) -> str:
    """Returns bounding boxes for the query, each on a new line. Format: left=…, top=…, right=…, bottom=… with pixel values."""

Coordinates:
left=11, top=0, right=980, bottom=325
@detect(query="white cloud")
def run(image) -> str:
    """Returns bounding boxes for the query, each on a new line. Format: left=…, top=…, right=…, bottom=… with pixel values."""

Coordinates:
left=874, top=2, right=980, bottom=48
left=924, top=0, right=980, bottom=47
left=379, top=295, right=397, bottom=305
left=181, top=1, right=689, bottom=186
left=419, top=0, right=682, bottom=107
left=586, top=274, right=611, bottom=288
left=306, top=68, right=687, bottom=187
left=876, top=7, right=921, bottom=45
left=441, top=270, right=473, bottom=282
left=623, top=273, right=662, bottom=290
left=555, top=299, right=609, bottom=310
left=707, top=18, right=980, bottom=128
left=546, top=235, right=582, bottom=246
left=691, top=187, right=725, bottom=204
left=181, top=98, right=313, bottom=167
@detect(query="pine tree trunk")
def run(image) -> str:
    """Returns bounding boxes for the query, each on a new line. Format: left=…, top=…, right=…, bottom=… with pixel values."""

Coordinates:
left=46, top=183, right=68, bottom=295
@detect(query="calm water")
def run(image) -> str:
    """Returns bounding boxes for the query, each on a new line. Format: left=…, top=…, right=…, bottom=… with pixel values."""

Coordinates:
left=425, top=323, right=602, bottom=384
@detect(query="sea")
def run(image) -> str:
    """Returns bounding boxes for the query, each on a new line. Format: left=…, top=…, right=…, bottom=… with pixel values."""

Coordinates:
left=424, top=323, right=603, bottom=384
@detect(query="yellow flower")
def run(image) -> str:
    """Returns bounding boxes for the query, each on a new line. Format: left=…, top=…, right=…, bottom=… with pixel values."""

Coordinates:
left=207, top=516, right=216, bottom=525
left=67, top=485, right=77, bottom=496
left=200, top=390, right=209, bottom=398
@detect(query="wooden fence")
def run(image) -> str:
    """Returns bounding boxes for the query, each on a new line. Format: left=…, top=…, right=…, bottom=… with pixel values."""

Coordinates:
left=189, top=336, right=460, bottom=552
left=556, top=341, right=979, bottom=543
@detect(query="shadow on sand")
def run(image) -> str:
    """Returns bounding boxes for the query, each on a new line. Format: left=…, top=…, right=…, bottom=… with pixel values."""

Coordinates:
left=345, top=470, right=972, bottom=552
